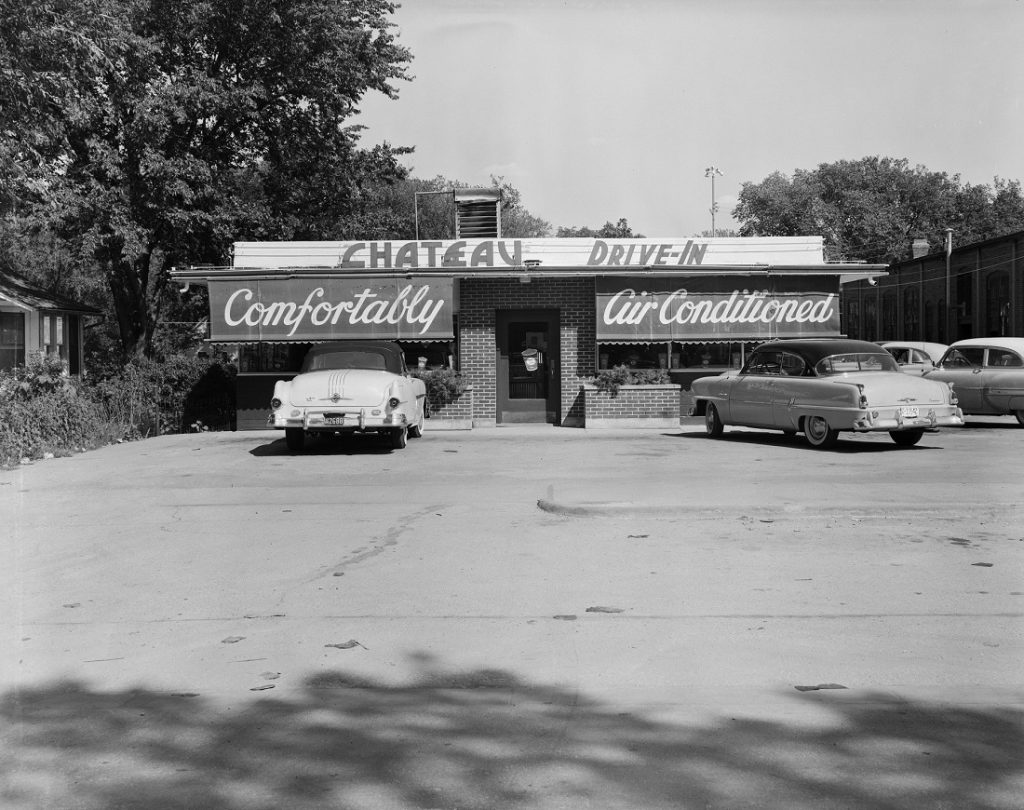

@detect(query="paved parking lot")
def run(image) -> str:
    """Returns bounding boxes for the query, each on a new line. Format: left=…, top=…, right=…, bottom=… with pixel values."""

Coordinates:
left=2, top=418, right=1022, bottom=809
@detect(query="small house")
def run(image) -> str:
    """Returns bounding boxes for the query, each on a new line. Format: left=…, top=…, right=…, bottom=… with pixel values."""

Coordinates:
left=0, top=271, right=102, bottom=373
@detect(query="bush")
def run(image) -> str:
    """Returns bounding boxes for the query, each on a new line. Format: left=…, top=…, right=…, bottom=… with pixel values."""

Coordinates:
left=590, top=365, right=670, bottom=396
left=86, top=356, right=236, bottom=437
left=0, top=354, right=118, bottom=466
left=410, top=367, right=468, bottom=409
left=0, top=352, right=236, bottom=467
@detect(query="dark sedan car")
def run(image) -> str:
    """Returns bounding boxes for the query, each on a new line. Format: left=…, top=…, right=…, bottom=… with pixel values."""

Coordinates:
left=691, top=338, right=964, bottom=448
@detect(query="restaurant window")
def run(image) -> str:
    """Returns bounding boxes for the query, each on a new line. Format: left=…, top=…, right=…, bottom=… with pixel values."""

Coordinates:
left=399, top=341, right=457, bottom=371
left=598, top=342, right=755, bottom=371
left=679, top=342, right=752, bottom=369
left=238, top=343, right=311, bottom=373
left=598, top=344, right=664, bottom=370
left=1, top=311, right=26, bottom=371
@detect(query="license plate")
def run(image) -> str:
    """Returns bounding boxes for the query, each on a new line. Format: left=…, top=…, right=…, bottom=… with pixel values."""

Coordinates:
left=324, top=416, right=345, bottom=426
left=899, top=407, right=919, bottom=418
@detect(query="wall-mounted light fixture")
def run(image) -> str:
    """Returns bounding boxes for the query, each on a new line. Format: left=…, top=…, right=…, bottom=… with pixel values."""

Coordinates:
left=520, top=258, right=541, bottom=284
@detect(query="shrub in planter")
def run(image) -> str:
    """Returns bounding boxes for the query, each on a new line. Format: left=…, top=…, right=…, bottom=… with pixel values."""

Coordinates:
left=410, top=367, right=468, bottom=411
left=590, top=365, right=670, bottom=396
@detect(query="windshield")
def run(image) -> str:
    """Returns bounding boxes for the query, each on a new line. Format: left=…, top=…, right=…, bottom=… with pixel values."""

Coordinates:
left=814, top=352, right=899, bottom=376
left=939, top=347, right=984, bottom=369
left=304, top=350, right=392, bottom=372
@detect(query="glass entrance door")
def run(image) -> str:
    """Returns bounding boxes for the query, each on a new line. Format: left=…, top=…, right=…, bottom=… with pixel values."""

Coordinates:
left=496, top=310, right=560, bottom=424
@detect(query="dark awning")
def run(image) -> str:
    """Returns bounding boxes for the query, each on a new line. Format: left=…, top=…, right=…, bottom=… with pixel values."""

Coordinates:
left=208, top=276, right=455, bottom=342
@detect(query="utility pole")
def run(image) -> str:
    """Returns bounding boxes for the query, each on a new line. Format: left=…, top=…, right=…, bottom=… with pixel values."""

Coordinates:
left=705, top=166, right=723, bottom=237
left=944, top=228, right=953, bottom=342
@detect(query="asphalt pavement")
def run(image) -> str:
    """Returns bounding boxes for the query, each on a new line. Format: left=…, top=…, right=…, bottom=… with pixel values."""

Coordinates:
left=2, top=418, right=1022, bottom=809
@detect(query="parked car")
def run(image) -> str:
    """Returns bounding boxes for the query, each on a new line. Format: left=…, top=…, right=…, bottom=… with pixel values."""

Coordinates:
left=881, top=341, right=948, bottom=376
left=691, top=338, right=963, bottom=448
left=269, top=341, right=427, bottom=451
left=923, top=337, right=1024, bottom=425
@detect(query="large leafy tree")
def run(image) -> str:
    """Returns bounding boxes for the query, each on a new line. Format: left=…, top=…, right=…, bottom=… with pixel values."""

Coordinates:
left=733, top=157, right=1024, bottom=264
left=556, top=218, right=643, bottom=238
left=0, top=0, right=412, bottom=358
left=360, top=174, right=552, bottom=240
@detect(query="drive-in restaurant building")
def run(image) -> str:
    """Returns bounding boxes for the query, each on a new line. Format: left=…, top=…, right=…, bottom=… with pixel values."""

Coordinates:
left=171, top=236, right=885, bottom=430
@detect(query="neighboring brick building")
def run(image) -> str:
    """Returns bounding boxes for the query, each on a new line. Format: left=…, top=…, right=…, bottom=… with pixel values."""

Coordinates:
left=172, top=237, right=883, bottom=429
left=841, top=229, right=1023, bottom=344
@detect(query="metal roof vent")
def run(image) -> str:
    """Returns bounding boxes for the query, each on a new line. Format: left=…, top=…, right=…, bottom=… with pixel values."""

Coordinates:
left=455, top=188, right=501, bottom=238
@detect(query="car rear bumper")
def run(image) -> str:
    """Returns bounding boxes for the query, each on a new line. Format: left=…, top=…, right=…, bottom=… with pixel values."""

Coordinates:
left=851, top=406, right=963, bottom=432
left=269, top=409, right=409, bottom=432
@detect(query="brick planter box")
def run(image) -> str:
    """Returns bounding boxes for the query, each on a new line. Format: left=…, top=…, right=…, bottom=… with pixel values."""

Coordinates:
left=425, top=386, right=473, bottom=430
left=580, top=383, right=682, bottom=429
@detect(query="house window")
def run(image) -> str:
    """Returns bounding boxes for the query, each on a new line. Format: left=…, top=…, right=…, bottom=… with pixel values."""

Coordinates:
left=1, top=312, right=26, bottom=371
left=41, top=313, right=69, bottom=360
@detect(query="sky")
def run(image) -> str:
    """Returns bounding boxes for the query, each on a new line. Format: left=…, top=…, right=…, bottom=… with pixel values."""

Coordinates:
left=354, top=0, right=1024, bottom=238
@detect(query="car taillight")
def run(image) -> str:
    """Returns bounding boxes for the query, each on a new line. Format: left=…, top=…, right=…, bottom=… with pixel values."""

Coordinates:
left=388, top=396, right=401, bottom=408
left=271, top=397, right=282, bottom=410
left=947, top=382, right=958, bottom=405
left=855, top=384, right=868, bottom=408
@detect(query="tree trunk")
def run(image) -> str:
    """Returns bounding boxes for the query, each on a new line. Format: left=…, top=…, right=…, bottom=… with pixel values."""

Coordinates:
left=107, top=260, right=153, bottom=360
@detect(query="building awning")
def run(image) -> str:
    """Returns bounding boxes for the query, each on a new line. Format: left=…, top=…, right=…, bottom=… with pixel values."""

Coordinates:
left=207, top=277, right=455, bottom=343
left=173, top=262, right=888, bottom=285
left=172, top=237, right=888, bottom=286
left=595, top=275, right=843, bottom=342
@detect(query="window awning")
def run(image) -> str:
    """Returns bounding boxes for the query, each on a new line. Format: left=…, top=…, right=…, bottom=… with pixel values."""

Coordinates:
left=208, top=277, right=455, bottom=342
left=595, top=275, right=842, bottom=341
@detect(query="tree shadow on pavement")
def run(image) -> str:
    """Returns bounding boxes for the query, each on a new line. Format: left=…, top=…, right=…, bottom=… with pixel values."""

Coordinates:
left=2, top=655, right=1021, bottom=810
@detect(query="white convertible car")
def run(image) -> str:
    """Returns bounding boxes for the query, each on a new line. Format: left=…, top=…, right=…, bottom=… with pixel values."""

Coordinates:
left=269, top=341, right=427, bottom=451
left=691, top=339, right=964, bottom=448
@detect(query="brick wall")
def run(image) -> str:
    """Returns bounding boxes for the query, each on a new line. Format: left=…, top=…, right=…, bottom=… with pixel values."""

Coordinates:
left=459, top=277, right=595, bottom=426
left=580, top=383, right=682, bottom=429
left=426, top=386, right=473, bottom=430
